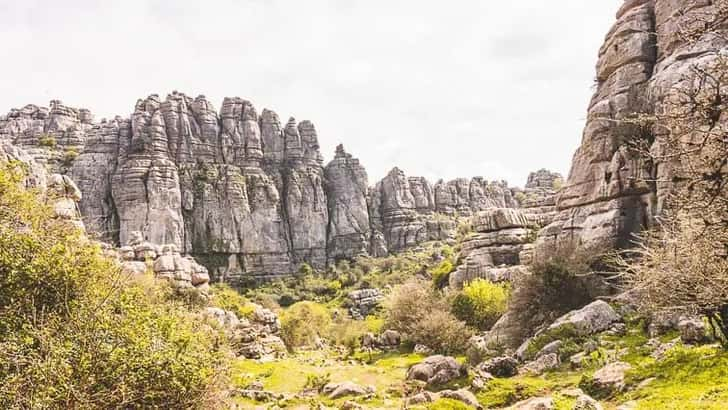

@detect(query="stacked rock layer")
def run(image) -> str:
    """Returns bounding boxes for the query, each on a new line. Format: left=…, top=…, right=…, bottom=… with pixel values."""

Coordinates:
left=537, top=0, right=728, bottom=252
left=0, top=95, right=521, bottom=283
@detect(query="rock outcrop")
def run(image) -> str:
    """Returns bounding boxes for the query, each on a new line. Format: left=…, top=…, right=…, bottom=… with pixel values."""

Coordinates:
left=537, top=0, right=728, bottom=252
left=0, top=93, right=528, bottom=283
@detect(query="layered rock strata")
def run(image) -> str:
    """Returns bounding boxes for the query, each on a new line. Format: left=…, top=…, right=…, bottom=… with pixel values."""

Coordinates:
left=538, top=0, right=728, bottom=251
left=0, top=94, right=524, bottom=283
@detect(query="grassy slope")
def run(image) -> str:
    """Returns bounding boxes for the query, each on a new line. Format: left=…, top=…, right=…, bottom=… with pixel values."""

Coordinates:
left=231, top=324, right=728, bottom=409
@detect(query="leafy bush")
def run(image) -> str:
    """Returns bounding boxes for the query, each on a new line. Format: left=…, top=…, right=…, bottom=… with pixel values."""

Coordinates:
left=431, top=258, right=455, bottom=289
left=328, top=316, right=368, bottom=357
left=304, top=372, right=331, bottom=392
left=280, top=301, right=331, bottom=351
left=63, top=148, right=79, bottom=165
left=211, top=283, right=255, bottom=319
left=451, top=279, right=509, bottom=330
left=507, top=242, right=610, bottom=341
left=38, top=134, right=56, bottom=148
left=385, top=280, right=471, bottom=354
left=0, top=162, right=229, bottom=409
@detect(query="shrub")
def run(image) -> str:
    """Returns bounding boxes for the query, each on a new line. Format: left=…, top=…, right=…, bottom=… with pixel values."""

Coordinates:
left=62, top=148, right=79, bottom=165
left=384, top=280, right=471, bottom=354
left=38, top=134, right=56, bottom=148
left=304, top=373, right=331, bottom=392
left=211, top=283, right=255, bottom=319
left=411, top=309, right=473, bottom=355
left=431, top=258, right=455, bottom=289
left=328, top=316, right=368, bottom=357
left=280, top=301, right=331, bottom=351
left=0, top=162, right=230, bottom=409
left=451, top=279, right=509, bottom=331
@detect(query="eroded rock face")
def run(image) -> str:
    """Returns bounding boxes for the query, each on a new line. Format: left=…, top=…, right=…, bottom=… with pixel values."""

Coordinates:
left=538, top=0, right=728, bottom=251
left=0, top=93, right=530, bottom=283
left=368, top=167, right=518, bottom=253
left=406, top=355, right=467, bottom=387
left=325, top=145, right=371, bottom=260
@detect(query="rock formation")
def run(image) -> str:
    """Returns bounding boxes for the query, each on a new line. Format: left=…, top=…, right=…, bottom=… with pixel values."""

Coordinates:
left=0, top=93, right=527, bottom=283
left=538, top=0, right=728, bottom=252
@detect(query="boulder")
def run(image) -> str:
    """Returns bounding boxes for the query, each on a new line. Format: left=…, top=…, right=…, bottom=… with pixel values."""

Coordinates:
left=548, top=301, right=620, bottom=337
left=478, top=356, right=519, bottom=378
left=507, top=396, right=554, bottom=410
left=574, top=394, right=603, bottom=410
left=406, top=355, right=467, bottom=387
left=322, top=381, right=370, bottom=399
left=535, top=340, right=563, bottom=360
left=439, top=389, right=483, bottom=409
left=678, top=318, right=709, bottom=344
left=521, top=353, right=559, bottom=375
left=583, top=362, right=632, bottom=398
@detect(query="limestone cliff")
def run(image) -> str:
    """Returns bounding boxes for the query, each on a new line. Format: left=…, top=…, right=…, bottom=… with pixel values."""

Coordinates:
left=538, top=0, right=728, bottom=252
left=0, top=94, right=524, bottom=283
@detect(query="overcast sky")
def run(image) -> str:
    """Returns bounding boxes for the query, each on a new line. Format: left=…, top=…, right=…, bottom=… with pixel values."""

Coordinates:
left=1, top=0, right=622, bottom=186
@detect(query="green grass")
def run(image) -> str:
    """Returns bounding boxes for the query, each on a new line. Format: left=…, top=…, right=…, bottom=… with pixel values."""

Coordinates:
left=620, top=345, right=728, bottom=410
left=475, top=371, right=581, bottom=408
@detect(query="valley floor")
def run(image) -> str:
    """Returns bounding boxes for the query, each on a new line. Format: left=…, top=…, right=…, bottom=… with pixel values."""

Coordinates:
left=229, top=327, right=728, bottom=410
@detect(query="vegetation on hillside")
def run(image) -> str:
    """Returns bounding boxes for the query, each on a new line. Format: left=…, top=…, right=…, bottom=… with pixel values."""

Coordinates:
left=0, top=162, right=230, bottom=409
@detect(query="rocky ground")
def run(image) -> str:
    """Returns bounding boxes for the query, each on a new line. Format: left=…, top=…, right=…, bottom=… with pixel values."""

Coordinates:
left=228, top=308, right=728, bottom=410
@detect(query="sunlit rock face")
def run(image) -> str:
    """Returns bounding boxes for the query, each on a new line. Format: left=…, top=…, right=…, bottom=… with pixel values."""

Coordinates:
left=537, top=0, right=728, bottom=252
left=0, top=91, right=530, bottom=283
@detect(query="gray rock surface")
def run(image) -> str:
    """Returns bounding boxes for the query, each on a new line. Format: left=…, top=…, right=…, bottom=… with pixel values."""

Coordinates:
left=438, top=389, right=482, bottom=409
left=547, top=301, right=621, bottom=337
left=586, top=362, right=632, bottom=398
left=536, top=0, right=728, bottom=252
left=507, top=397, right=554, bottom=410
left=477, top=355, right=519, bottom=378
left=406, top=355, right=467, bottom=387
left=0, top=94, right=528, bottom=283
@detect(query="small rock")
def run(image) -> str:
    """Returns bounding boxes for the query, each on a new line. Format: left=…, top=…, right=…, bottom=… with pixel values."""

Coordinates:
left=636, top=377, right=656, bottom=390
left=535, top=340, right=563, bottom=359
left=569, top=352, right=586, bottom=368
left=616, top=401, right=638, bottom=410
left=340, top=401, right=363, bottom=410
left=574, top=394, right=603, bottom=410
left=440, top=389, right=483, bottom=409
left=406, top=355, right=467, bottom=387
left=507, top=396, right=554, bottom=409
left=414, top=344, right=433, bottom=355
left=678, top=318, right=709, bottom=344
left=478, top=355, right=519, bottom=377
left=583, top=340, right=599, bottom=354
left=406, top=391, right=436, bottom=405
left=584, top=362, right=632, bottom=398
left=323, top=381, right=368, bottom=399
left=521, top=353, right=559, bottom=375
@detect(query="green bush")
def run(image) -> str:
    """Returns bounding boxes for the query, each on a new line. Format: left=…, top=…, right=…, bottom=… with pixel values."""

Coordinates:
left=451, top=279, right=509, bottom=331
left=280, top=301, right=331, bottom=351
left=0, top=162, right=230, bottom=409
left=38, top=134, right=56, bottom=148
left=211, top=283, right=255, bottom=319
left=431, top=259, right=455, bottom=289
left=385, top=280, right=472, bottom=354
left=63, top=148, right=79, bottom=165
left=328, top=316, right=368, bottom=357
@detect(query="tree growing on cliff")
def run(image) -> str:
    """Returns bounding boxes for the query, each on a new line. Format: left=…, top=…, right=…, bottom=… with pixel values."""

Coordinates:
left=621, top=12, right=728, bottom=343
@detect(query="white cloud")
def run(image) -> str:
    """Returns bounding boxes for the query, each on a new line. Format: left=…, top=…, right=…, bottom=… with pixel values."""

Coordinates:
left=0, top=0, right=622, bottom=186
